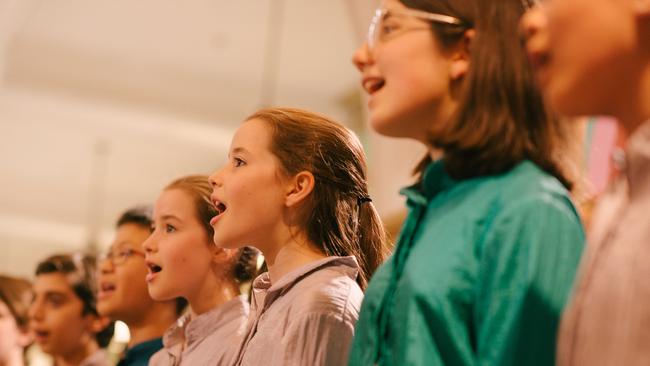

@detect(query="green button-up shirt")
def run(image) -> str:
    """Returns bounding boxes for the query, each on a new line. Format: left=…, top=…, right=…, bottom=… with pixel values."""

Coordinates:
left=349, top=160, right=585, bottom=366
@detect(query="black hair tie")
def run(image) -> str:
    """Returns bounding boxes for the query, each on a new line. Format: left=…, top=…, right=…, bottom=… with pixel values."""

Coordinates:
left=357, top=196, right=372, bottom=206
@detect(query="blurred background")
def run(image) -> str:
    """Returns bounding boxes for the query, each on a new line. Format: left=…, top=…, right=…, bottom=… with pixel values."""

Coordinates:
left=0, top=0, right=430, bottom=280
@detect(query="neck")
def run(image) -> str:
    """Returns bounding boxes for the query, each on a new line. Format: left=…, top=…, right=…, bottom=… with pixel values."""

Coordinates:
left=613, top=57, right=650, bottom=137
left=125, top=302, right=177, bottom=348
left=0, top=349, right=25, bottom=366
left=186, top=270, right=238, bottom=317
left=264, top=232, right=327, bottom=285
left=54, top=338, right=98, bottom=366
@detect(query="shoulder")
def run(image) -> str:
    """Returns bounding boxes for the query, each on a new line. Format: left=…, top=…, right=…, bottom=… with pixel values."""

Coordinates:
left=288, top=264, right=363, bottom=323
left=482, top=161, right=578, bottom=217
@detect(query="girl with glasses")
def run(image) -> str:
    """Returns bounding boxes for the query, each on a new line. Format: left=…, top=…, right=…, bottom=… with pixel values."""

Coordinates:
left=350, top=0, right=585, bottom=365
left=143, top=175, right=259, bottom=366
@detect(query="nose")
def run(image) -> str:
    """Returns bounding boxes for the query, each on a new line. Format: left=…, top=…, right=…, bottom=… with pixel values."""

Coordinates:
left=28, top=298, right=43, bottom=322
left=142, top=233, right=156, bottom=254
left=519, top=5, right=546, bottom=46
left=352, top=42, right=373, bottom=72
left=98, top=254, right=114, bottom=274
left=208, top=167, right=223, bottom=189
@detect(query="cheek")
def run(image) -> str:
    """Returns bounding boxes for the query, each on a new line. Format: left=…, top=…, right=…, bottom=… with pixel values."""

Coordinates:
left=117, top=265, right=149, bottom=297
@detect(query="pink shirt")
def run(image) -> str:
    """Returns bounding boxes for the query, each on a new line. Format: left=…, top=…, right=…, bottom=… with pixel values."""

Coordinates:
left=149, top=295, right=248, bottom=366
left=557, top=121, right=650, bottom=365
left=233, top=256, right=363, bottom=366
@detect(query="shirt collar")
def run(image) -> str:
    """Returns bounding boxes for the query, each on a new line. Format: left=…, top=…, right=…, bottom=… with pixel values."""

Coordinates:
left=163, top=295, right=249, bottom=352
left=399, top=159, right=456, bottom=207
left=251, top=256, right=359, bottom=309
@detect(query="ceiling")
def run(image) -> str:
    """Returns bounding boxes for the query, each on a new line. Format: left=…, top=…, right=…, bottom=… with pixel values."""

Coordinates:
left=0, top=0, right=426, bottom=278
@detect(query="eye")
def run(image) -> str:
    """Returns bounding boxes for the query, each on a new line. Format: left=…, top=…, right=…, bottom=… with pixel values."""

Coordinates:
left=165, top=224, right=176, bottom=233
left=46, top=294, right=65, bottom=307
left=233, top=157, right=246, bottom=167
left=380, top=19, right=401, bottom=38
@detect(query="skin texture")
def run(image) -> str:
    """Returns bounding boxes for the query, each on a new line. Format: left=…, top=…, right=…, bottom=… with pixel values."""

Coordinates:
left=521, top=0, right=650, bottom=133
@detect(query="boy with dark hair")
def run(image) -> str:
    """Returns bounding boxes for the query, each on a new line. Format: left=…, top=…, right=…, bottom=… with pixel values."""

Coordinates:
left=29, top=253, right=113, bottom=366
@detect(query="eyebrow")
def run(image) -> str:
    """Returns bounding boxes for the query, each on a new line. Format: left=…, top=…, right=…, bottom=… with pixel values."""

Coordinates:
left=42, top=290, right=68, bottom=299
left=230, top=147, right=250, bottom=156
left=160, top=214, right=181, bottom=222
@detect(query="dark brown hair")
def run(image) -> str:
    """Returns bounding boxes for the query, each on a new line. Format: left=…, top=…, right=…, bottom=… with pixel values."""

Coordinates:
left=165, top=175, right=260, bottom=285
left=402, top=0, right=576, bottom=189
left=246, top=107, right=389, bottom=290
left=35, top=254, right=114, bottom=347
left=0, top=275, right=32, bottom=329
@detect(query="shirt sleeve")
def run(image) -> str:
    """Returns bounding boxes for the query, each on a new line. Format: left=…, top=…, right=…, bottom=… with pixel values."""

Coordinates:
left=282, top=311, right=356, bottom=366
left=475, top=195, right=585, bottom=366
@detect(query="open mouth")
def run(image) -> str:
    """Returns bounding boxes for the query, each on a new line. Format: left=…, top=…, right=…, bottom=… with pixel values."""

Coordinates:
left=363, top=78, right=385, bottom=95
left=210, top=200, right=227, bottom=225
left=145, top=261, right=162, bottom=282
left=98, top=282, right=116, bottom=299
left=147, top=262, right=162, bottom=274
left=33, top=329, right=50, bottom=343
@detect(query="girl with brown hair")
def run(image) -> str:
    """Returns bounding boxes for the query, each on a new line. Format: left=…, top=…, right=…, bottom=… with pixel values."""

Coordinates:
left=143, top=175, right=258, bottom=366
left=349, top=0, right=585, bottom=364
left=208, top=107, right=389, bottom=366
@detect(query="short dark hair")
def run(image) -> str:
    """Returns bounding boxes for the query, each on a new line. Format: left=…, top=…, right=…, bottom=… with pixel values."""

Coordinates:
left=116, top=206, right=153, bottom=230
left=35, top=254, right=114, bottom=347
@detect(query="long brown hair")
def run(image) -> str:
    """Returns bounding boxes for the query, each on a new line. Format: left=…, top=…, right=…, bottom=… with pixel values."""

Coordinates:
left=0, top=275, right=32, bottom=329
left=402, top=0, right=577, bottom=189
left=247, top=107, right=389, bottom=290
left=165, top=175, right=260, bottom=285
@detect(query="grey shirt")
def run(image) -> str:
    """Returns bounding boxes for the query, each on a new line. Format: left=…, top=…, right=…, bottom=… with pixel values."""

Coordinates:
left=149, top=295, right=249, bottom=366
left=557, top=121, right=650, bottom=366
left=233, top=256, right=363, bottom=366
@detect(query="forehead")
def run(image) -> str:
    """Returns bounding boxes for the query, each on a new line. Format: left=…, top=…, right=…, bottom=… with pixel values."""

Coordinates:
left=154, top=188, right=196, bottom=219
left=381, top=0, right=409, bottom=11
left=231, top=118, right=273, bottom=150
left=112, top=223, right=151, bottom=248
left=33, top=273, right=74, bottom=295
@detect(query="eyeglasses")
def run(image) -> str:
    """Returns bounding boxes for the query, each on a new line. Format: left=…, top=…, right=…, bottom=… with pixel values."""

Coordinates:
left=367, top=8, right=466, bottom=50
left=98, top=248, right=145, bottom=266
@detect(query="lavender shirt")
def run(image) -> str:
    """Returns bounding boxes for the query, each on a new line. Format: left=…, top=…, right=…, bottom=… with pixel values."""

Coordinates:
left=557, top=121, right=650, bottom=365
left=233, top=256, right=363, bottom=366
left=148, top=295, right=249, bottom=366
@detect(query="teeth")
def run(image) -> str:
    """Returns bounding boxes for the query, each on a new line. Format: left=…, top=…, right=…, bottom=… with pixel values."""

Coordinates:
left=364, top=79, right=385, bottom=94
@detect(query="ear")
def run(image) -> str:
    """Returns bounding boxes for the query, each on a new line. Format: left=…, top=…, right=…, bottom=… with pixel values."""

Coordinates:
left=450, top=29, right=475, bottom=80
left=284, top=171, right=315, bottom=208
left=86, top=314, right=111, bottom=335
